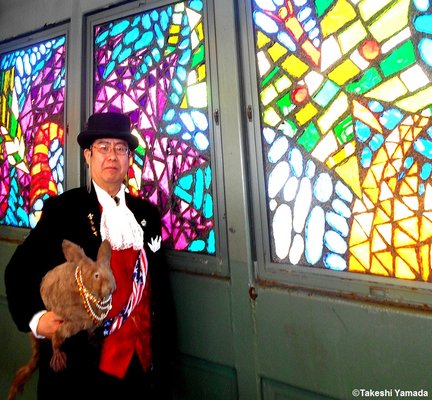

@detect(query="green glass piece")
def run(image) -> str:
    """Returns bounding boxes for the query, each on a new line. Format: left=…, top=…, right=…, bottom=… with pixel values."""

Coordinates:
left=315, top=0, right=336, bottom=17
left=191, top=44, right=205, bottom=68
left=380, top=40, right=416, bottom=77
left=262, top=66, right=280, bottom=87
left=345, top=67, right=382, bottom=94
left=276, top=93, right=294, bottom=116
left=297, top=122, right=320, bottom=151
left=334, top=115, right=354, bottom=145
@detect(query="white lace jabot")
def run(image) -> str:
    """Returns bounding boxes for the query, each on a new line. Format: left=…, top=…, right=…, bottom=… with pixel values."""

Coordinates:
left=93, top=182, right=143, bottom=250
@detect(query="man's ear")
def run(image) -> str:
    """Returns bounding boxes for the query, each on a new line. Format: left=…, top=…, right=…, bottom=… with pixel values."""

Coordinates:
left=83, top=148, right=91, bottom=165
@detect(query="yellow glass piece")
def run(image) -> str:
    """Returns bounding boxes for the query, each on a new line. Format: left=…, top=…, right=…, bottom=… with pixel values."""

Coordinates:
left=353, top=100, right=383, bottom=133
left=394, top=199, right=414, bottom=220
left=364, top=188, right=379, bottom=204
left=400, top=64, right=430, bottom=92
left=256, top=31, right=271, bottom=49
left=338, top=20, right=367, bottom=55
left=349, top=254, right=367, bottom=272
left=311, top=132, right=338, bottom=162
left=274, top=75, right=292, bottom=93
left=294, top=102, right=318, bottom=126
left=395, top=256, right=416, bottom=280
left=362, top=169, right=378, bottom=189
left=383, top=163, right=397, bottom=179
left=374, top=148, right=389, bottom=164
left=398, top=217, right=419, bottom=240
left=420, top=216, right=432, bottom=241
left=380, top=199, right=393, bottom=217
left=196, top=22, right=204, bottom=41
left=31, top=163, right=42, bottom=175
left=34, top=143, right=48, bottom=155
left=374, top=207, right=391, bottom=224
left=350, top=242, right=371, bottom=270
left=261, top=85, right=278, bottom=106
left=365, top=76, right=408, bottom=102
left=394, top=227, right=417, bottom=246
left=281, top=55, right=309, bottom=78
left=301, top=40, right=321, bottom=66
left=368, top=0, right=410, bottom=43
left=402, top=196, right=419, bottom=212
left=48, top=180, right=58, bottom=194
left=358, top=0, right=394, bottom=22
left=420, top=245, right=430, bottom=281
left=197, top=64, right=206, bottom=81
left=268, top=42, right=288, bottom=62
left=376, top=222, right=392, bottom=244
left=326, top=141, right=355, bottom=167
left=355, top=212, right=374, bottom=236
left=317, top=92, right=348, bottom=133
left=395, top=85, right=432, bottom=113
left=374, top=252, right=393, bottom=274
left=328, top=59, right=360, bottom=85
left=169, top=25, right=181, bottom=34
left=371, top=230, right=387, bottom=252
left=349, top=217, right=369, bottom=245
left=370, top=255, right=390, bottom=276
left=168, top=35, right=179, bottom=45
left=263, top=107, right=282, bottom=127
left=379, top=181, right=394, bottom=201
left=400, top=182, right=415, bottom=196
left=321, top=0, right=357, bottom=38
left=334, top=155, right=362, bottom=197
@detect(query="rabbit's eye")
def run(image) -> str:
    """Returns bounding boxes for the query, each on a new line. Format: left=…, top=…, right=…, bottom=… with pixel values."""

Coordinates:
left=94, top=272, right=100, bottom=279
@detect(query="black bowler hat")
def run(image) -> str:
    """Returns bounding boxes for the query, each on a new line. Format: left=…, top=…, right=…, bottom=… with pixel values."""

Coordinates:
left=77, top=112, right=139, bottom=150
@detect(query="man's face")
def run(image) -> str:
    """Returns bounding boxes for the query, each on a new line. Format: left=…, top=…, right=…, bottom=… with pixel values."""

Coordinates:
left=84, top=138, right=130, bottom=192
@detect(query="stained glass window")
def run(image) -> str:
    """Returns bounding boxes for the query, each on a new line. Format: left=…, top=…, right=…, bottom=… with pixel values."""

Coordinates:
left=252, top=0, right=432, bottom=282
left=0, top=35, right=66, bottom=228
left=91, top=0, right=215, bottom=255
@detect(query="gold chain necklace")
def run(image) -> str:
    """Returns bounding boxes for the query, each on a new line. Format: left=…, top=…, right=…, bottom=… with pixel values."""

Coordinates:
left=75, top=266, right=112, bottom=325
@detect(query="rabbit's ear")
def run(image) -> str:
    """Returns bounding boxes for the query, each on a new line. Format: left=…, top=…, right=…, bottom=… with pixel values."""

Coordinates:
left=97, top=240, right=112, bottom=264
left=62, top=240, right=86, bottom=263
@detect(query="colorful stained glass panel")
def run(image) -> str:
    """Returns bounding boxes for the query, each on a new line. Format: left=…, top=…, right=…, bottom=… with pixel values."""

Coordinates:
left=252, top=0, right=432, bottom=282
left=92, top=0, right=215, bottom=254
left=0, top=35, right=66, bottom=228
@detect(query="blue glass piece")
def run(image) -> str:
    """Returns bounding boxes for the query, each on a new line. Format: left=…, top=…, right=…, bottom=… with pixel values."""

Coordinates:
left=414, top=14, right=432, bottom=34
left=332, top=198, right=351, bottom=218
left=191, top=110, right=208, bottom=131
left=205, top=166, right=212, bottom=189
left=189, top=239, right=205, bottom=252
left=141, top=14, right=151, bottom=30
left=253, top=11, right=279, bottom=34
left=124, top=27, right=140, bottom=45
left=419, top=38, right=432, bottom=66
left=193, top=168, right=204, bottom=210
left=323, top=253, right=347, bottom=270
left=305, top=159, right=316, bottom=179
left=178, top=49, right=191, bottom=65
left=174, top=186, right=192, bottom=203
left=324, top=230, right=347, bottom=254
left=263, top=127, right=276, bottom=144
left=404, top=156, right=414, bottom=169
left=103, top=61, right=116, bottom=79
left=190, top=0, right=204, bottom=12
left=166, top=123, right=182, bottom=135
left=355, top=120, right=371, bottom=142
left=194, top=132, right=209, bottom=150
left=179, top=174, right=193, bottom=190
left=111, top=20, right=130, bottom=36
left=207, top=230, right=215, bottom=254
left=170, top=93, right=180, bottom=104
left=368, top=100, right=384, bottom=112
left=335, top=180, right=353, bottom=203
left=254, top=0, right=277, bottom=11
left=180, top=112, right=195, bottom=132
left=160, top=10, right=170, bottom=30
left=326, top=211, right=349, bottom=237
left=414, top=138, right=432, bottom=159
left=298, top=7, right=312, bottom=22
left=419, top=183, right=425, bottom=195
left=420, top=163, right=432, bottom=180
left=313, top=79, right=339, bottom=107
left=379, top=108, right=404, bottom=130
left=289, top=147, right=304, bottom=177
left=305, top=206, right=325, bottom=264
left=360, top=147, right=372, bottom=168
left=313, top=173, right=333, bottom=202
left=164, top=109, right=175, bottom=121
left=370, top=134, right=384, bottom=151
left=277, top=32, right=297, bottom=51
left=413, top=0, right=430, bottom=11
left=177, top=66, right=187, bottom=81
left=203, top=193, right=213, bottom=218
left=268, top=136, right=289, bottom=163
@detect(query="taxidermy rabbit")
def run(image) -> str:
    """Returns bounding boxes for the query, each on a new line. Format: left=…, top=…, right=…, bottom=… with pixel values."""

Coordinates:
left=7, top=239, right=116, bottom=400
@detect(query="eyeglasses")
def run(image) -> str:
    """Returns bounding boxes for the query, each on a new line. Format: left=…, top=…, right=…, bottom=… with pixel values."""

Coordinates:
left=91, top=142, right=130, bottom=155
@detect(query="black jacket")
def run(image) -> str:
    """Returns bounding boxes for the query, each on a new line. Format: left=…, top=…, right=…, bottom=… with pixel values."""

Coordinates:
left=5, top=185, right=176, bottom=398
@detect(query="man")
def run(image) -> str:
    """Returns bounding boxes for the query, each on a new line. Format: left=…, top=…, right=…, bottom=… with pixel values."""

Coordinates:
left=5, top=112, right=176, bottom=399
